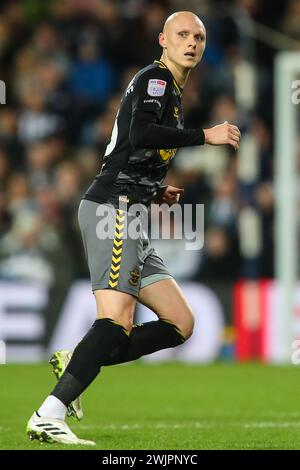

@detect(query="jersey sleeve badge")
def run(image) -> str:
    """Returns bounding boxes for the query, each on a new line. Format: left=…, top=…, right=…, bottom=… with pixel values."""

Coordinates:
left=147, top=79, right=167, bottom=97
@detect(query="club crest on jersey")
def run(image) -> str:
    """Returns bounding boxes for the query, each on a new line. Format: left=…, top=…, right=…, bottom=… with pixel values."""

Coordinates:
left=157, top=148, right=177, bottom=162
left=147, top=79, right=166, bottom=97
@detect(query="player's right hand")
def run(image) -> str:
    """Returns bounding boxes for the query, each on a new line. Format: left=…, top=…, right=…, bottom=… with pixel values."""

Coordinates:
left=203, top=121, right=241, bottom=151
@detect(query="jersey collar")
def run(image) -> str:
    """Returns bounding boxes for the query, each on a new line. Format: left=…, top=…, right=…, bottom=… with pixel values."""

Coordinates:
left=154, top=60, right=183, bottom=97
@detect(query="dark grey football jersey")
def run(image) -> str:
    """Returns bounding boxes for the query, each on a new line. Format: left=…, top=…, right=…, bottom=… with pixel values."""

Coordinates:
left=84, top=60, right=203, bottom=207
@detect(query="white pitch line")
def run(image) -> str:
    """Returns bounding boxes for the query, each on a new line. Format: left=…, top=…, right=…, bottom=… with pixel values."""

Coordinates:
left=77, top=423, right=215, bottom=430
left=76, top=421, right=300, bottom=431
left=244, top=422, right=300, bottom=428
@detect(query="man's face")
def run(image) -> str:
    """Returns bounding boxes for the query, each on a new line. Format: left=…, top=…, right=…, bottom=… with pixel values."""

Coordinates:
left=159, top=13, right=206, bottom=70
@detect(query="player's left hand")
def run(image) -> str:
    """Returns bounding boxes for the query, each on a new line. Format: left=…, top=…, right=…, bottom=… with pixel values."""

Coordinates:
left=160, top=186, right=184, bottom=205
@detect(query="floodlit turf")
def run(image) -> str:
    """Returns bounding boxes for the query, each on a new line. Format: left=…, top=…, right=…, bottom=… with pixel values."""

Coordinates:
left=0, top=362, right=299, bottom=450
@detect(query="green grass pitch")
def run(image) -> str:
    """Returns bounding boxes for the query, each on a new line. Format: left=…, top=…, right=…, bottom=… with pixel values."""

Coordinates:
left=0, top=362, right=299, bottom=450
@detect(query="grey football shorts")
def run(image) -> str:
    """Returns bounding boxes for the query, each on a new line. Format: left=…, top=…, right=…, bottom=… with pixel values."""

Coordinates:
left=78, top=199, right=173, bottom=297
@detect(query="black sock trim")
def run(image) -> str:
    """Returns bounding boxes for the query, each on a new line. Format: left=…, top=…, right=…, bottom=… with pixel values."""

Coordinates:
left=160, top=320, right=186, bottom=342
left=101, top=318, right=130, bottom=336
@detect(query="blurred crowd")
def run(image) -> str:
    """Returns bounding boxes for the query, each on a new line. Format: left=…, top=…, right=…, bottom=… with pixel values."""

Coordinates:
left=0, top=0, right=299, bottom=293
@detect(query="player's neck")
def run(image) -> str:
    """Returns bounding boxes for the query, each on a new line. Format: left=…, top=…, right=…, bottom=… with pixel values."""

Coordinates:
left=159, top=56, right=190, bottom=89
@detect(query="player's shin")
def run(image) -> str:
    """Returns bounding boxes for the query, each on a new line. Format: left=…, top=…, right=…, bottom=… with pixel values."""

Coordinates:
left=50, top=318, right=129, bottom=406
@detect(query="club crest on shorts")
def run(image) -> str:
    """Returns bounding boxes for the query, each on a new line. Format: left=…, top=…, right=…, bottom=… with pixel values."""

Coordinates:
left=129, top=268, right=140, bottom=286
left=147, top=79, right=166, bottom=97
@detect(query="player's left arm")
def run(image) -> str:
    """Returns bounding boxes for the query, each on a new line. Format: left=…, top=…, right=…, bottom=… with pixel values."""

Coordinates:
left=130, top=69, right=205, bottom=149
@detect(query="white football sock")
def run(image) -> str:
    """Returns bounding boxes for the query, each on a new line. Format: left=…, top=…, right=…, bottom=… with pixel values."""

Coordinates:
left=38, top=395, right=67, bottom=420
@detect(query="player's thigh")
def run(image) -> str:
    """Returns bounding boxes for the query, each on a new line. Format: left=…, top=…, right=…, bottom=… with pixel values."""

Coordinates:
left=78, top=200, right=142, bottom=330
left=138, top=278, right=194, bottom=338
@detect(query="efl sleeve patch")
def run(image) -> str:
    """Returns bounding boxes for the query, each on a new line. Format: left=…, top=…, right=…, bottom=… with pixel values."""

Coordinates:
left=147, top=79, right=167, bottom=97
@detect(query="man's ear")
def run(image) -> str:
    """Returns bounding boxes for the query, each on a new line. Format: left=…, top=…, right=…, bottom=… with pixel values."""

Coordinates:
left=158, top=32, right=166, bottom=48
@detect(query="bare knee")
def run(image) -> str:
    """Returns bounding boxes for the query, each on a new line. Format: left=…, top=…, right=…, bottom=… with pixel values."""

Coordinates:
left=166, top=308, right=195, bottom=340
left=113, top=312, right=135, bottom=332
left=180, top=311, right=195, bottom=339
left=100, top=308, right=133, bottom=331
left=94, top=289, right=136, bottom=333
